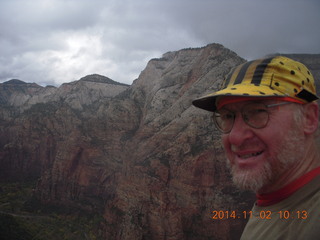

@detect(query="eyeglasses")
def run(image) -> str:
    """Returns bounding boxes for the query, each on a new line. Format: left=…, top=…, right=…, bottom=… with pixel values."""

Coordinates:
left=213, top=102, right=292, bottom=134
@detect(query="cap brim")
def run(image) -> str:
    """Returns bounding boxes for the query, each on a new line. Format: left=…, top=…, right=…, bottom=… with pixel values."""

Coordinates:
left=192, top=84, right=286, bottom=112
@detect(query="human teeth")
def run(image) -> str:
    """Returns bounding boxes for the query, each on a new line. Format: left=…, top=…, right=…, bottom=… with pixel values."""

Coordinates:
left=239, top=151, right=262, bottom=159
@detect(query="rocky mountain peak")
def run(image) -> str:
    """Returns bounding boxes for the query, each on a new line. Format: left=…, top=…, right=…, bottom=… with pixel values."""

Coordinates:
left=0, top=79, right=44, bottom=107
left=0, top=75, right=129, bottom=110
left=2, top=79, right=42, bottom=88
left=3, top=79, right=27, bottom=85
left=79, top=74, right=129, bottom=86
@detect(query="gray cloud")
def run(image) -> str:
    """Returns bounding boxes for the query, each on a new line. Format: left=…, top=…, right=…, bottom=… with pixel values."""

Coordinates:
left=0, top=0, right=319, bottom=86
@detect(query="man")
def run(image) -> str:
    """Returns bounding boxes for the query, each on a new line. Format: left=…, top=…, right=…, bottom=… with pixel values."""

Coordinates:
left=192, top=56, right=320, bottom=239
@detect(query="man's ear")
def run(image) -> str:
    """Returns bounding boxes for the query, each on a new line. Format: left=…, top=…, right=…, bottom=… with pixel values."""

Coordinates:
left=303, top=102, right=319, bottom=135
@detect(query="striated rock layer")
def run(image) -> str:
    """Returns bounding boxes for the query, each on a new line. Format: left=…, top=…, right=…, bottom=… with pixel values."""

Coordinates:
left=1, top=44, right=320, bottom=239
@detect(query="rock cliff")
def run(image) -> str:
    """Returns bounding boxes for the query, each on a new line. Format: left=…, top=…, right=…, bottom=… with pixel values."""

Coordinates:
left=1, top=44, right=319, bottom=239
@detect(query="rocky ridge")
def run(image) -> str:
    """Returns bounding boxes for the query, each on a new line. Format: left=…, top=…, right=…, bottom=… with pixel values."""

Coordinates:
left=1, top=44, right=320, bottom=239
left=0, top=74, right=129, bottom=110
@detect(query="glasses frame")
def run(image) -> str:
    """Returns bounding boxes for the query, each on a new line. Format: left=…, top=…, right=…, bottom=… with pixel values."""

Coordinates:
left=212, top=102, right=292, bottom=134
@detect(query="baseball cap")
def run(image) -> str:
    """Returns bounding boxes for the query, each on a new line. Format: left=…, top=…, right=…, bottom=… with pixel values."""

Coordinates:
left=192, top=56, right=318, bottom=112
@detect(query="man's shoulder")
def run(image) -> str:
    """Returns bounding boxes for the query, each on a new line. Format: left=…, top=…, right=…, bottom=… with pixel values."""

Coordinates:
left=240, top=174, right=320, bottom=240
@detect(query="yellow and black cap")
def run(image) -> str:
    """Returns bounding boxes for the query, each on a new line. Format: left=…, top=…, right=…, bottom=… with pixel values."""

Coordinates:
left=192, top=56, right=319, bottom=112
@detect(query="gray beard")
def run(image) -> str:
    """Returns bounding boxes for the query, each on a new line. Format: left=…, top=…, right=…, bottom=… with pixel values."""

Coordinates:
left=228, top=127, right=305, bottom=193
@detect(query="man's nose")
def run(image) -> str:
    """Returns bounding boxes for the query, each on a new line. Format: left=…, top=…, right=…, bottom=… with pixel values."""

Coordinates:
left=227, top=114, right=254, bottom=146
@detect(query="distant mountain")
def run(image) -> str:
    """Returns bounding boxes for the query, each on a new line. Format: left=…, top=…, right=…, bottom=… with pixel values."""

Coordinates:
left=0, top=79, right=45, bottom=106
left=1, top=44, right=319, bottom=239
left=0, top=74, right=129, bottom=109
left=79, top=74, right=130, bottom=86
left=3, top=79, right=28, bottom=85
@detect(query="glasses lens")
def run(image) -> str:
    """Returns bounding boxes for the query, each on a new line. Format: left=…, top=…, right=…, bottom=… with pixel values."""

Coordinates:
left=242, top=103, right=269, bottom=129
left=213, top=109, right=234, bottom=133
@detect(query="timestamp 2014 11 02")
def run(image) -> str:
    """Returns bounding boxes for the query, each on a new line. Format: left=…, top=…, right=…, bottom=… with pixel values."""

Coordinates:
left=211, top=210, right=308, bottom=220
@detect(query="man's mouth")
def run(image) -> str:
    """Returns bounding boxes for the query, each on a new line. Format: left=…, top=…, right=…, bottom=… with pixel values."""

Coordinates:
left=238, top=151, right=263, bottom=159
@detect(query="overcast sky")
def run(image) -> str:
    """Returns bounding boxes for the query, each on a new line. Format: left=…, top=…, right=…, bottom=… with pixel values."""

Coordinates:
left=1, top=0, right=319, bottom=86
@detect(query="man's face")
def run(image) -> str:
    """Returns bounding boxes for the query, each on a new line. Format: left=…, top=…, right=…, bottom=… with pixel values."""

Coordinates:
left=220, top=100, right=305, bottom=193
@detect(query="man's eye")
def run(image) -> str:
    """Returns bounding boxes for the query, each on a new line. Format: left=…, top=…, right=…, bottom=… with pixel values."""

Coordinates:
left=257, top=108, right=267, bottom=113
left=221, top=113, right=234, bottom=120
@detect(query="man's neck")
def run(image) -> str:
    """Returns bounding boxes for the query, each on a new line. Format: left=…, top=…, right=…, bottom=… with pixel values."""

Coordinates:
left=256, top=166, right=320, bottom=206
left=259, top=141, right=320, bottom=195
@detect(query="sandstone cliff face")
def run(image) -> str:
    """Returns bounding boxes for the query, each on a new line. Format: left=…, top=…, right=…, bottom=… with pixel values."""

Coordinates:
left=1, top=44, right=319, bottom=239
left=99, top=45, right=252, bottom=239
left=0, top=74, right=129, bottom=183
